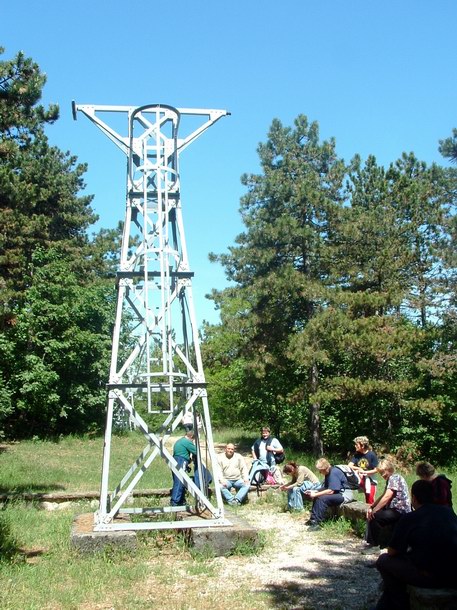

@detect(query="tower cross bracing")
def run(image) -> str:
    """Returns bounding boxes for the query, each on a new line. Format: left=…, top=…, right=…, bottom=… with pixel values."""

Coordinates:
left=73, top=102, right=230, bottom=530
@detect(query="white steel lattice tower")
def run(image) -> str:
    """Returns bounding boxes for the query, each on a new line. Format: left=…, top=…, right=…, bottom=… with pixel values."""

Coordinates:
left=73, top=102, right=230, bottom=531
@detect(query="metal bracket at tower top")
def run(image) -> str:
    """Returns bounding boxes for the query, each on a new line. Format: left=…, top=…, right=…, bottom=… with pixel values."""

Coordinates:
left=73, top=102, right=231, bottom=531
left=72, top=101, right=230, bottom=156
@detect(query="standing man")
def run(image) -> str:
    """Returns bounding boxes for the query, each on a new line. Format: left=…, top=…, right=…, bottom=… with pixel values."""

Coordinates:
left=348, top=435, right=378, bottom=504
left=170, top=430, right=197, bottom=507
left=217, top=443, right=250, bottom=505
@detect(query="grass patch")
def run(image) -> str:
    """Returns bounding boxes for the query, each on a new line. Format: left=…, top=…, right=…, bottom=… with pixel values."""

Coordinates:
left=1, top=436, right=457, bottom=609
left=0, top=433, right=178, bottom=494
left=231, top=530, right=267, bottom=556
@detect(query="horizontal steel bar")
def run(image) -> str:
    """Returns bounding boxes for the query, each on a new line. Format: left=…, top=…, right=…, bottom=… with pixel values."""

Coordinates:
left=106, top=382, right=207, bottom=389
left=94, top=518, right=232, bottom=531
left=116, top=271, right=194, bottom=279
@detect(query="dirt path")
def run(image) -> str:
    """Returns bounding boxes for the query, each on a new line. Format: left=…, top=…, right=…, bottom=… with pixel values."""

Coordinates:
left=204, top=445, right=381, bottom=609
left=220, top=502, right=381, bottom=610
left=156, top=442, right=381, bottom=609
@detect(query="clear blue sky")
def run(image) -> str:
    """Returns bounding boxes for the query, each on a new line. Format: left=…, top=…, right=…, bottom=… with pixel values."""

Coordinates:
left=2, top=1, right=456, bottom=325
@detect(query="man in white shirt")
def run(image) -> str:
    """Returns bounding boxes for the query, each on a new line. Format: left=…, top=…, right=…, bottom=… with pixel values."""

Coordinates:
left=217, top=443, right=250, bottom=505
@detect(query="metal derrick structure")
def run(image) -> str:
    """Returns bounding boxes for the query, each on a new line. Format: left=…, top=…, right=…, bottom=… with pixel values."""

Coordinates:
left=73, top=102, right=230, bottom=531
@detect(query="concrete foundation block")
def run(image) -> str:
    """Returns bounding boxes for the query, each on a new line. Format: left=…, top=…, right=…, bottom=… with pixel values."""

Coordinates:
left=70, top=513, right=137, bottom=554
left=185, top=509, right=261, bottom=557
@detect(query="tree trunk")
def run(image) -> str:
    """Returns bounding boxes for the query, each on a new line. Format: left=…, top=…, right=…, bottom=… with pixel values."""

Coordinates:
left=309, top=362, right=323, bottom=456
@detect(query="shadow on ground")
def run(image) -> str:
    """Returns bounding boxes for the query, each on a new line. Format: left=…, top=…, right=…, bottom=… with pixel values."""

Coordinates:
left=0, top=483, right=66, bottom=494
left=263, top=541, right=379, bottom=610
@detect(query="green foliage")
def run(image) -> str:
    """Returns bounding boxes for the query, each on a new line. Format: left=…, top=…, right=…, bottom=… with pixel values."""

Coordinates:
left=204, top=115, right=457, bottom=463
left=0, top=47, right=58, bottom=150
left=0, top=249, right=114, bottom=437
left=439, top=128, right=457, bottom=164
left=0, top=510, right=19, bottom=562
left=0, top=49, right=121, bottom=438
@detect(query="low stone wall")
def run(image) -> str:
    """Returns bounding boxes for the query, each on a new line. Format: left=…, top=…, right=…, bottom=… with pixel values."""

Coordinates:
left=336, top=500, right=369, bottom=522
left=408, top=586, right=457, bottom=610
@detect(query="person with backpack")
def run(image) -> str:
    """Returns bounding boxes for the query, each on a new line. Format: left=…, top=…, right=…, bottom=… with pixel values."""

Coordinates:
left=304, top=458, right=348, bottom=530
left=415, top=461, right=453, bottom=509
left=251, top=426, right=285, bottom=484
left=280, top=461, right=321, bottom=511
left=348, top=435, right=378, bottom=504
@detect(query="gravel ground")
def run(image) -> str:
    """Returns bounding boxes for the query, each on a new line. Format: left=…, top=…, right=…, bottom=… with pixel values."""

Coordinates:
left=213, top=503, right=382, bottom=610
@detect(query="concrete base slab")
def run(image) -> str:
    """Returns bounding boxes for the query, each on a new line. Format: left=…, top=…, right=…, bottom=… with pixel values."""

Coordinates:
left=184, top=508, right=261, bottom=557
left=71, top=513, right=137, bottom=554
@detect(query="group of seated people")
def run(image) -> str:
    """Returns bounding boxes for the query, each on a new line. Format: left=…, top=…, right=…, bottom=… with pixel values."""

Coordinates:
left=217, top=430, right=456, bottom=610
left=172, top=427, right=456, bottom=608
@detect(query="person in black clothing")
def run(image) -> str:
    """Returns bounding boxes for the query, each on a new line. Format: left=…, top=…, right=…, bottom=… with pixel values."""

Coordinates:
left=373, top=479, right=457, bottom=610
left=348, top=435, right=378, bottom=504
left=415, top=461, right=453, bottom=509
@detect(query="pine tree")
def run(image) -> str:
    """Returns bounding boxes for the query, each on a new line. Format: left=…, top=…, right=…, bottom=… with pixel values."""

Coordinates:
left=211, top=115, right=345, bottom=452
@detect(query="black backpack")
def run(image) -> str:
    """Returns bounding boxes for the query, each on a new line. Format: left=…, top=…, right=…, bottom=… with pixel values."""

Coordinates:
left=335, top=465, right=361, bottom=490
left=274, top=452, right=286, bottom=465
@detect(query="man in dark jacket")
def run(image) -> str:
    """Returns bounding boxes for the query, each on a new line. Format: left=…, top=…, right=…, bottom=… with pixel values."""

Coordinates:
left=374, top=479, right=457, bottom=610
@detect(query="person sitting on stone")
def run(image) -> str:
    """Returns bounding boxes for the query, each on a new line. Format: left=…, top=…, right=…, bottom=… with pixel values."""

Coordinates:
left=304, top=458, right=347, bottom=530
left=217, top=443, right=250, bottom=506
left=415, top=461, right=453, bottom=509
left=280, top=461, right=321, bottom=511
left=373, top=479, right=457, bottom=610
left=251, top=426, right=285, bottom=484
left=362, top=459, right=411, bottom=554
left=348, top=435, right=378, bottom=504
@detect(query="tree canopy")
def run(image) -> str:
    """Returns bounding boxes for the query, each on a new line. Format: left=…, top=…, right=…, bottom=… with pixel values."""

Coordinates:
left=204, top=115, right=457, bottom=463
left=0, top=48, right=116, bottom=438
left=1, top=46, right=456, bottom=465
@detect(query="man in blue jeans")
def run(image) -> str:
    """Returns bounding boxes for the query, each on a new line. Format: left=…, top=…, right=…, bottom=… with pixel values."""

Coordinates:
left=170, top=430, right=197, bottom=506
left=304, top=458, right=346, bottom=530
left=217, top=443, right=250, bottom=505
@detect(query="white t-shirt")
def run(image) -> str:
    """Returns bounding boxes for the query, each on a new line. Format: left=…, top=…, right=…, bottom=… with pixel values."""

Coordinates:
left=253, top=437, right=283, bottom=462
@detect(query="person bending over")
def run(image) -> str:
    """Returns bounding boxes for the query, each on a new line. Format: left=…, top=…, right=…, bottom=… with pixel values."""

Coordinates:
left=304, top=458, right=346, bottom=530
left=280, top=461, right=321, bottom=511
left=170, top=430, right=197, bottom=507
